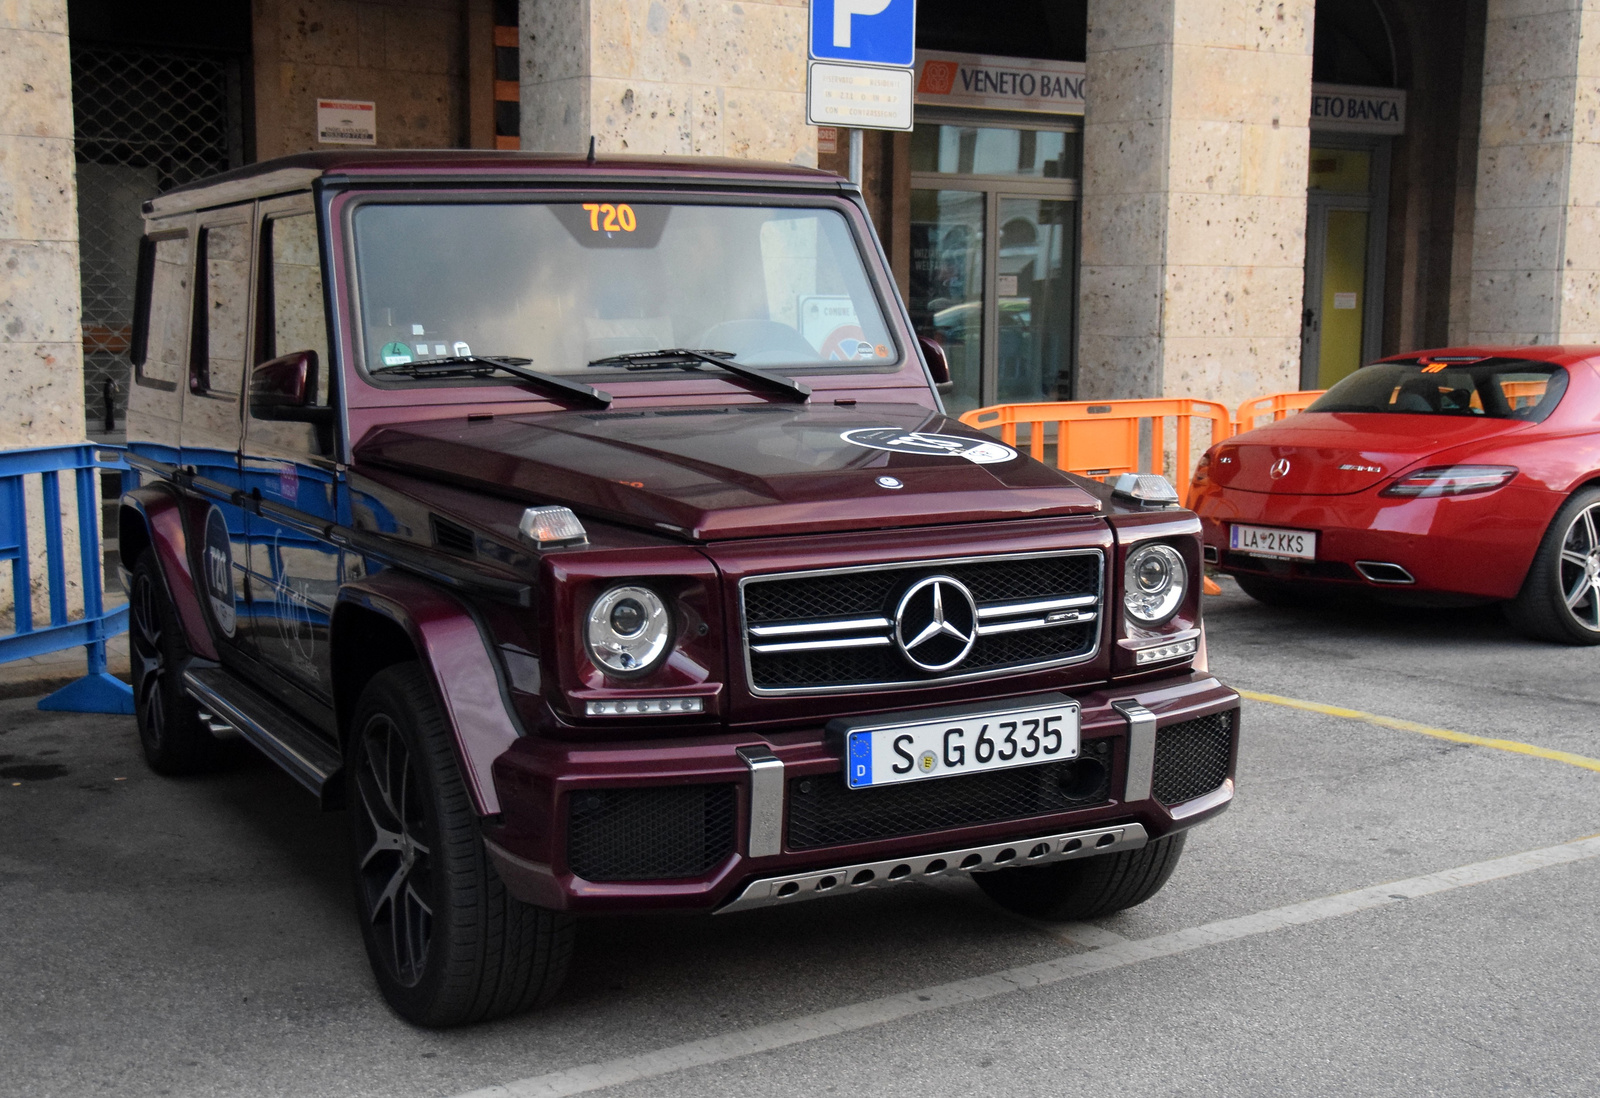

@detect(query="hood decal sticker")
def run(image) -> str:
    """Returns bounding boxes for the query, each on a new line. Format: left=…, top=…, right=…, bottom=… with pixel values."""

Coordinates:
left=840, top=428, right=1017, bottom=465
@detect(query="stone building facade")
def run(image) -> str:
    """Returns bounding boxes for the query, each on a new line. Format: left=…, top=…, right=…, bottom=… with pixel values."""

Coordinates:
left=0, top=0, right=1593, bottom=435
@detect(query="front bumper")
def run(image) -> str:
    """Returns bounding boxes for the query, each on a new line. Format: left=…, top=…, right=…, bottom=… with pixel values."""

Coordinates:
left=483, top=672, right=1239, bottom=914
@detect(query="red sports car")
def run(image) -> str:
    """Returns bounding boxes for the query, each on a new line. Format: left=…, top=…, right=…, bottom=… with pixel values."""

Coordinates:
left=1189, top=346, right=1600, bottom=643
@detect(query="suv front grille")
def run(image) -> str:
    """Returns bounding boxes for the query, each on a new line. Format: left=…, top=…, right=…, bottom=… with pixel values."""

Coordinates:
left=1151, top=711, right=1235, bottom=806
left=742, top=551, right=1103, bottom=694
left=787, top=743, right=1113, bottom=850
left=566, top=784, right=736, bottom=881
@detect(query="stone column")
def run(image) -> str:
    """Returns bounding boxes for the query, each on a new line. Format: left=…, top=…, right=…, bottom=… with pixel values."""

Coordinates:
left=1076, top=0, right=1312, bottom=409
left=520, top=0, right=814, bottom=164
left=0, top=0, right=86, bottom=626
left=1468, top=0, right=1600, bottom=344
left=0, top=0, right=82, bottom=449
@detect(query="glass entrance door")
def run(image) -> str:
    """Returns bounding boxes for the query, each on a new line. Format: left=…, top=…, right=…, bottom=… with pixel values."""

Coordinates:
left=909, top=120, right=1081, bottom=415
left=1302, top=143, right=1388, bottom=389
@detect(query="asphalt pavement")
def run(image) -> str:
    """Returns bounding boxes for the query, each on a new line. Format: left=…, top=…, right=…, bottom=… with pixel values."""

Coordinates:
left=2, top=576, right=1598, bottom=1098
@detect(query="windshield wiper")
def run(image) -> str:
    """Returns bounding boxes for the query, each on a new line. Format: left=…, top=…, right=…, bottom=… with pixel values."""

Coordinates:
left=373, top=355, right=612, bottom=409
left=585, top=348, right=811, bottom=403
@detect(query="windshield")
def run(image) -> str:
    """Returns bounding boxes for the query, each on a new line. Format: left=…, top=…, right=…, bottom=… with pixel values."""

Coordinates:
left=351, top=200, right=897, bottom=380
left=1306, top=358, right=1569, bottom=421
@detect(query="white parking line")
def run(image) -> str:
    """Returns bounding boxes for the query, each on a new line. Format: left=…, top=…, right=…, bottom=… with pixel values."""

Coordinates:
left=1046, top=920, right=1131, bottom=949
left=450, top=835, right=1600, bottom=1098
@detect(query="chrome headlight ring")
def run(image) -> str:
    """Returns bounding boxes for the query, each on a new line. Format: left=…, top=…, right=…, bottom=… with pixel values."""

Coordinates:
left=1124, top=543, right=1187, bottom=626
left=586, top=585, right=672, bottom=676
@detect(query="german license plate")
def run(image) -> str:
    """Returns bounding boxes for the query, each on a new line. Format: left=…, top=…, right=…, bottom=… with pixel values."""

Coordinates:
left=844, top=701, right=1080, bottom=790
left=1229, top=523, right=1317, bottom=561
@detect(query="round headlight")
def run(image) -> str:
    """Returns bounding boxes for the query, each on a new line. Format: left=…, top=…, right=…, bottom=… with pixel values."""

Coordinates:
left=1124, top=543, right=1187, bottom=625
left=586, top=585, right=671, bottom=675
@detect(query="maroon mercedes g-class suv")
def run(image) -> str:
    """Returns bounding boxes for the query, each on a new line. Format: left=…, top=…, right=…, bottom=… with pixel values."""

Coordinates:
left=119, top=150, right=1239, bottom=1027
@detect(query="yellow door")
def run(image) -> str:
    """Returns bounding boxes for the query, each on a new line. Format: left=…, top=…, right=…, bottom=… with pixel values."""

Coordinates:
left=1317, top=208, right=1369, bottom=389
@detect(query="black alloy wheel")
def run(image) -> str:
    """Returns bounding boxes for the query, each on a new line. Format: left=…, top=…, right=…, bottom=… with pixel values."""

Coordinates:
left=347, top=664, right=574, bottom=1026
left=1507, top=487, right=1600, bottom=644
left=128, top=551, right=214, bottom=773
left=352, top=710, right=437, bottom=990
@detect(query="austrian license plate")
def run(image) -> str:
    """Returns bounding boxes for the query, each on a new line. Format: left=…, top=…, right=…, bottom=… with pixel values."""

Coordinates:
left=843, top=701, right=1080, bottom=790
left=1229, top=523, right=1317, bottom=561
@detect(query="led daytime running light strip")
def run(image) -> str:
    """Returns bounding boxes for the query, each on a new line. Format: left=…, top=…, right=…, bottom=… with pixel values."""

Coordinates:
left=585, top=697, right=705, bottom=717
left=1134, top=637, right=1198, bottom=665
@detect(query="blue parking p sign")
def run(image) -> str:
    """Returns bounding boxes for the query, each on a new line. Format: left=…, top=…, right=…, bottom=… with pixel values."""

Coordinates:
left=809, top=0, right=916, bottom=68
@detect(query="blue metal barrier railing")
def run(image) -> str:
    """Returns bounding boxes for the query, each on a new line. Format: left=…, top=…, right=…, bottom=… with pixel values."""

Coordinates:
left=0, top=442, right=133, bottom=713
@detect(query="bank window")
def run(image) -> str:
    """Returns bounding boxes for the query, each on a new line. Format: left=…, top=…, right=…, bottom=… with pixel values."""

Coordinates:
left=192, top=221, right=252, bottom=397
left=910, top=124, right=1080, bottom=178
left=1309, top=149, right=1371, bottom=193
left=135, top=235, right=189, bottom=389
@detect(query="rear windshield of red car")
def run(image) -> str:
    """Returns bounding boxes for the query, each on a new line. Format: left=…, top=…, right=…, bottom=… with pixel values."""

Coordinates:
left=1306, top=358, right=1569, bottom=422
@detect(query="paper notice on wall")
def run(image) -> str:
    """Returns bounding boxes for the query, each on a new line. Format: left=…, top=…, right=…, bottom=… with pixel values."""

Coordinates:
left=1333, top=292, right=1358, bottom=310
left=317, top=99, right=376, bottom=145
left=817, top=126, right=838, bottom=155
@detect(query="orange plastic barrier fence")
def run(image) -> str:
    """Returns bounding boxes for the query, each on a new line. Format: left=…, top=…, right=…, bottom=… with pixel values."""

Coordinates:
left=959, top=398, right=1232, bottom=506
left=1501, top=379, right=1547, bottom=408
left=1233, top=390, right=1325, bottom=434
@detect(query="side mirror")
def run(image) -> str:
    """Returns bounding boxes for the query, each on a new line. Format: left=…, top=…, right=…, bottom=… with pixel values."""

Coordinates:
left=918, top=335, right=953, bottom=391
left=250, top=350, right=331, bottom=423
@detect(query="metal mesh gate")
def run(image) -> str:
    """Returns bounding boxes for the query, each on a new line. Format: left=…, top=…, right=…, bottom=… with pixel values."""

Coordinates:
left=71, top=45, right=242, bottom=432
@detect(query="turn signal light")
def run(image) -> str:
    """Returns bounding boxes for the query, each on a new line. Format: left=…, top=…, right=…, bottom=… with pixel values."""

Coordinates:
left=1379, top=465, right=1518, bottom=498
left=518, top=505, right=588, bottom=548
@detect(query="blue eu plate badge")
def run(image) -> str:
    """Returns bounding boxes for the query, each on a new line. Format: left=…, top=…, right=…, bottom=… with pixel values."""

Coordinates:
left=848, top=732, right=873, bottom=788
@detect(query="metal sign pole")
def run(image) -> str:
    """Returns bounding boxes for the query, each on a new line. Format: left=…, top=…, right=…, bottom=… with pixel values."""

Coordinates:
left=848, top=128, right=864, bottom=186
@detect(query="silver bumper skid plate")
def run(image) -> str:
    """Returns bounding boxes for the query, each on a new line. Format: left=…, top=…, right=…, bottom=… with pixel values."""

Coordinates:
left=717, top=822, right=1150, bottom=915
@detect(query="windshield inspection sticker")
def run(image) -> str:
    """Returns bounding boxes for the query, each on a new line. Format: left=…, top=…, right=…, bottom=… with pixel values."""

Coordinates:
left=840, top=428, right=1017, bottom=465
left=380, top=341, right=413, bottom=365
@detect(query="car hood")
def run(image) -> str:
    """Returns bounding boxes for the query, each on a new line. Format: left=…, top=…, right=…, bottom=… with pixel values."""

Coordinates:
left=1211, top=413, right=1532, bottom=495
left=355, top=402, right=1102, bottom=539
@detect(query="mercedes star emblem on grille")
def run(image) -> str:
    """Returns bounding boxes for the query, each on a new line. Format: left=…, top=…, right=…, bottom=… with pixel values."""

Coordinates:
left=1269, top=457, right=1292, bottom=479
left=893, top=576, right=978, bottom=672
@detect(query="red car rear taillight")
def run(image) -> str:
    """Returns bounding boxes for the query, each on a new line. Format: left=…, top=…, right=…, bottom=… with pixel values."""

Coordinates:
left=1379, top=465, right=1518, bottom=498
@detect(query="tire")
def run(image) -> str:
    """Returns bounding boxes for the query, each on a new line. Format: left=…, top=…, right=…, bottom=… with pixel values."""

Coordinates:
left=347, top=663, right=574, bottom=1027
left=973, top=832, right=1187, bottom=920
left=1506, top=487, right=1600, bottom=645
left=128, top=551, right=216, bottom=774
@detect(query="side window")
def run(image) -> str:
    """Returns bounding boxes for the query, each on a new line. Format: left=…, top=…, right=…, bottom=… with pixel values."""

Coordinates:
left=135, top=235, right=190, bottom=390
left=248, top=212, right=334, bottom=456
left=262, top=212, right=330, bottom=403
left=193, top=221, right=252, bottom=398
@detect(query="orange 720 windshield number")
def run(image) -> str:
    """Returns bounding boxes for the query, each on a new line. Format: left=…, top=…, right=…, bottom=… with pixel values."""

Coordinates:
left=583, top=202, right=637, bottom=232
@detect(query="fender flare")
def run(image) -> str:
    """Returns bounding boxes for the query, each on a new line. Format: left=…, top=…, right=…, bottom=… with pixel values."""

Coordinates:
left=333, top=572, right=523, bottom=817
left=118, top=485, right=220, bottom=662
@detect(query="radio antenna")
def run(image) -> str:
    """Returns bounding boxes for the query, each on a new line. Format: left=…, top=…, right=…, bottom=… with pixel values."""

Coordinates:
left=587, top=135, right=596, bottom=164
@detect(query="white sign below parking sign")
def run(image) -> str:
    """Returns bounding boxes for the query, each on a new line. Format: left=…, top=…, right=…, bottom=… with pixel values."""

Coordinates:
left=806, top=61, right=914, bottom=131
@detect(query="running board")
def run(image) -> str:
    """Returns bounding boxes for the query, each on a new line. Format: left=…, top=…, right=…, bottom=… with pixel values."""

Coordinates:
left=717, top=822, right=1149, bottom=915
left=183, top=667, right=343, bottom=805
